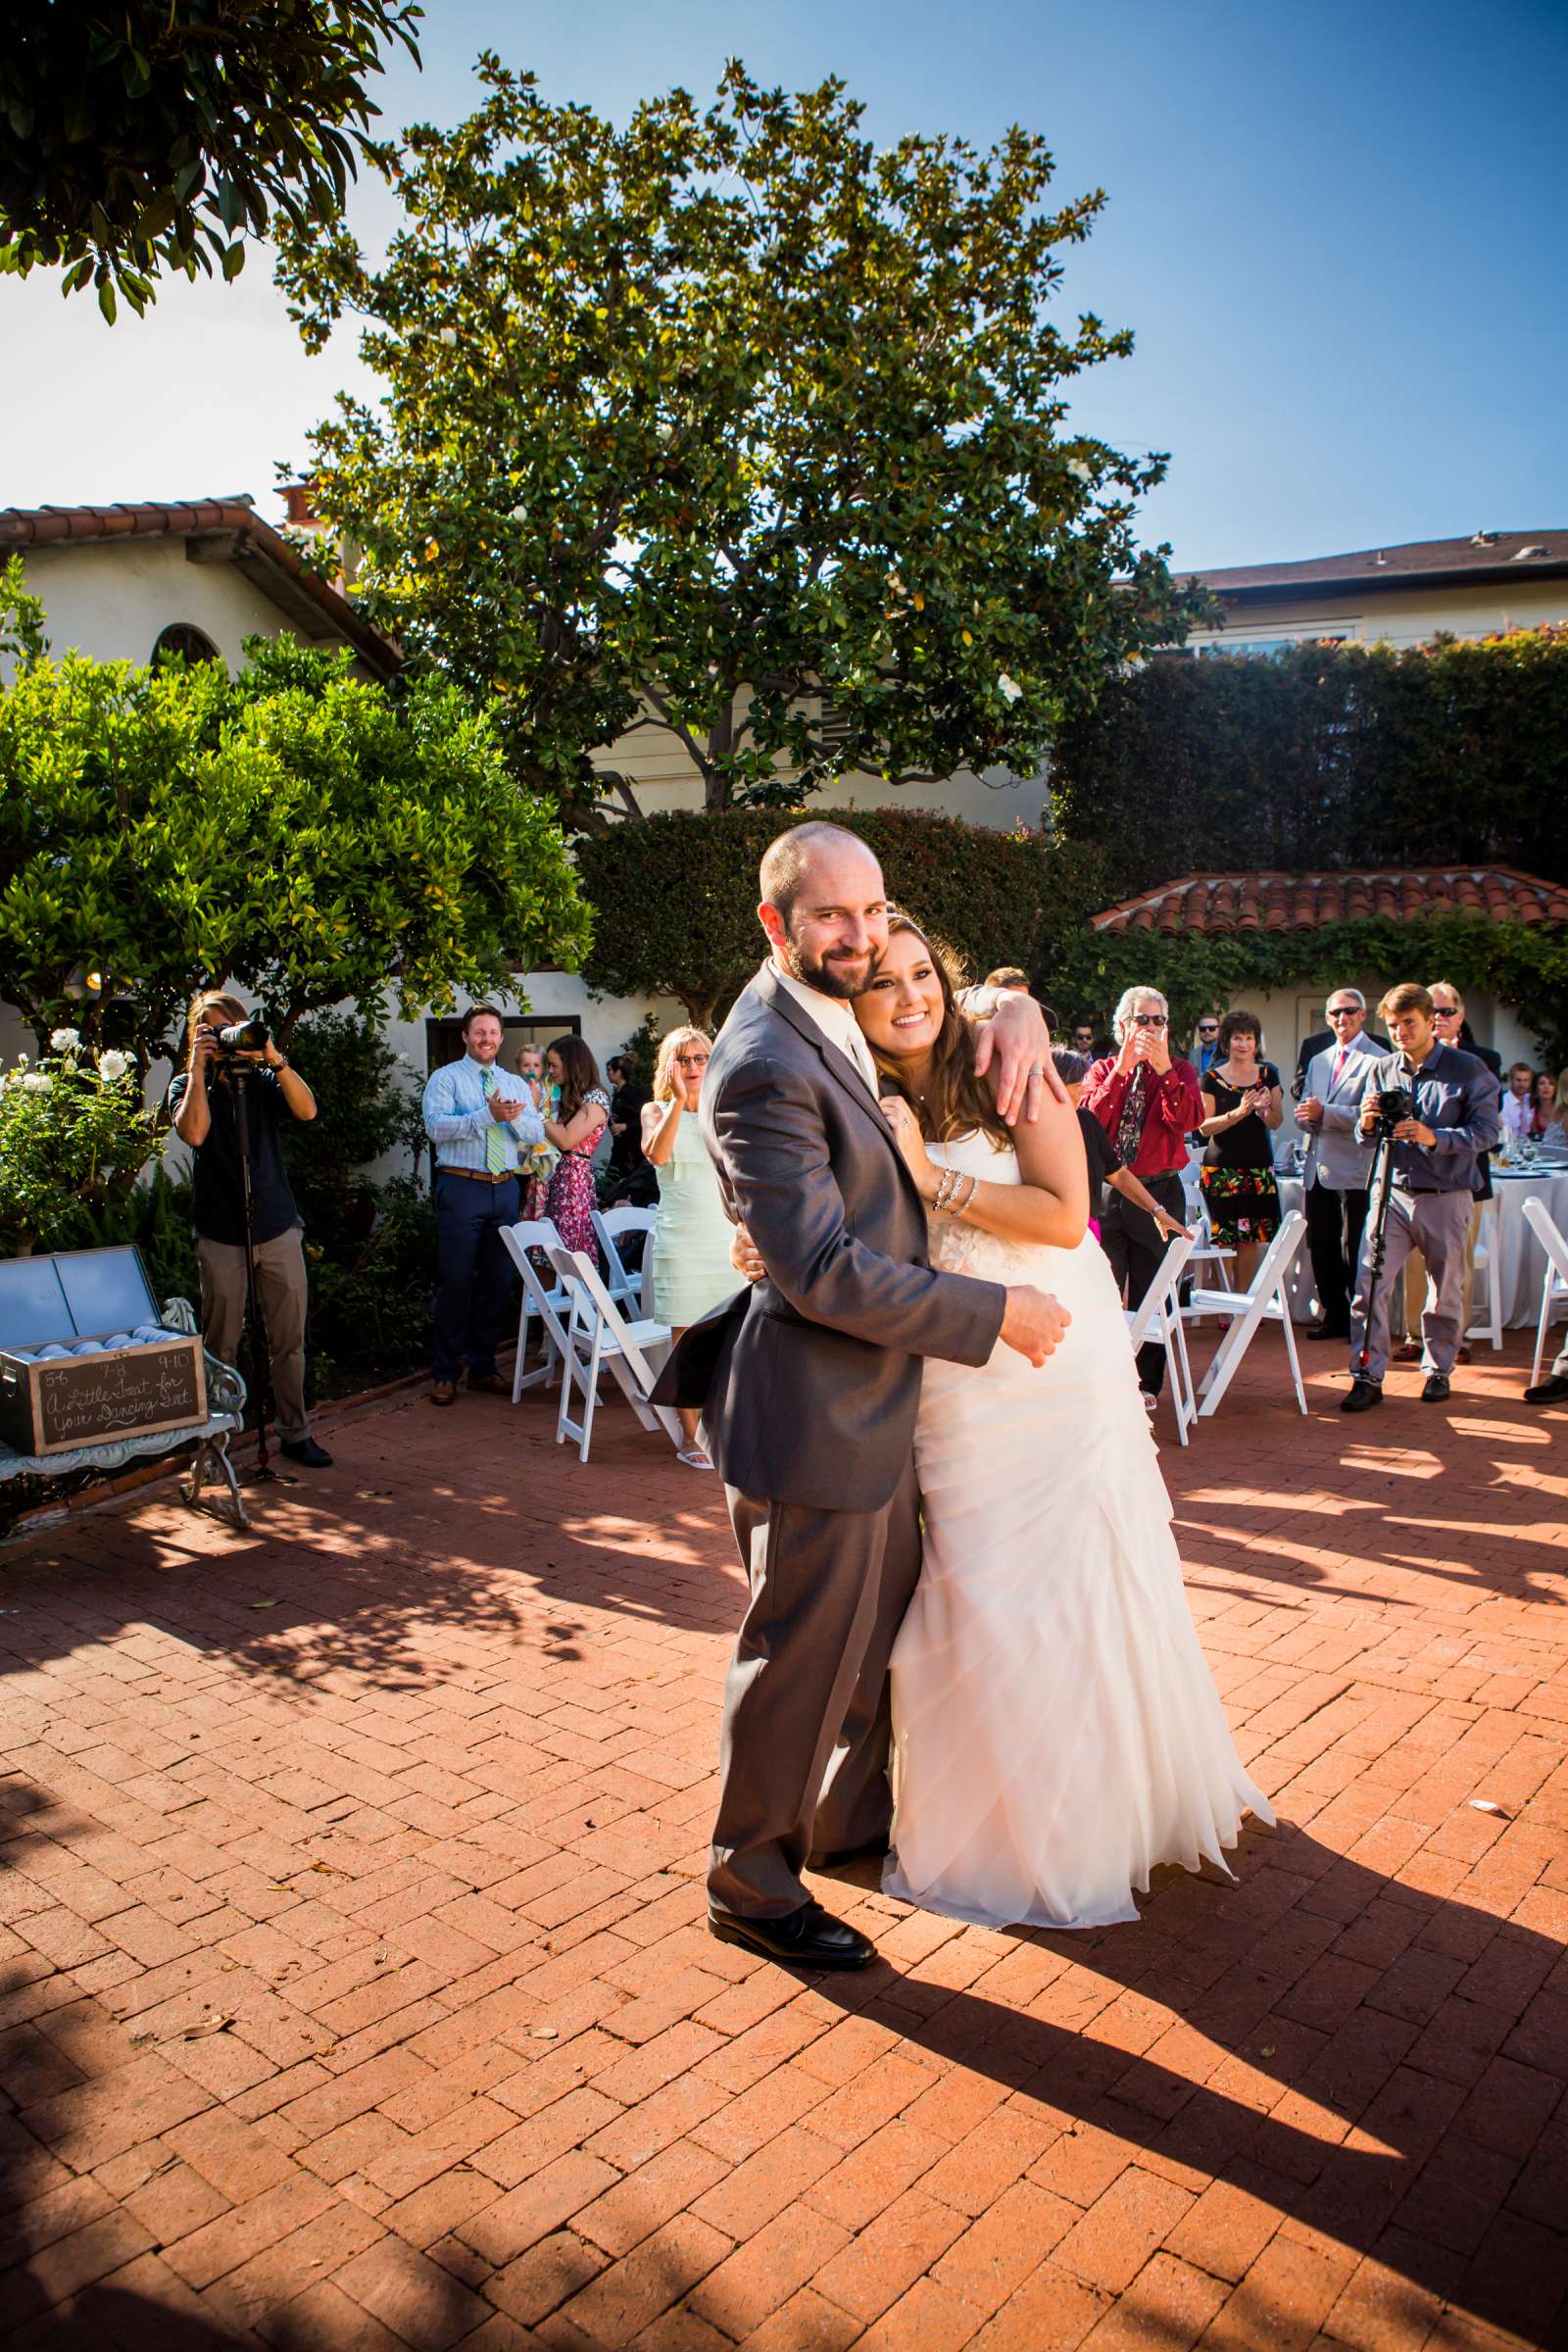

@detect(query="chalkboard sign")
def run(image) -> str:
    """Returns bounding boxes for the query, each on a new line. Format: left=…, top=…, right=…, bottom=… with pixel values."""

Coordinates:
left=0, top=1337, right=206, bottom=1457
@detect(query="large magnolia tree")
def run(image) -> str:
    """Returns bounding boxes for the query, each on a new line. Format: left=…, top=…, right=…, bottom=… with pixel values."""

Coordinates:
left=277, top=58, right=1205, bottom=821
left=0, top=576, right=589, bottom=1078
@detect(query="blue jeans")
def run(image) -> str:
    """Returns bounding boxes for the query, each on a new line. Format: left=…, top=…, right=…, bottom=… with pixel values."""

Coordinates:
left=432, top=1171, right=520, bottom=1381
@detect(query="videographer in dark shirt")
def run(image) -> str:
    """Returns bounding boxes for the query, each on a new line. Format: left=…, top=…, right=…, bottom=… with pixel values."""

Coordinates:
left=168, top=991, right=331, bottom=1468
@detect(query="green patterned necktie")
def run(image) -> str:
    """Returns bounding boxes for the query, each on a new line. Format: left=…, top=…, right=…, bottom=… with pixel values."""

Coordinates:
left=482, top=1067, right=510, bottom=1174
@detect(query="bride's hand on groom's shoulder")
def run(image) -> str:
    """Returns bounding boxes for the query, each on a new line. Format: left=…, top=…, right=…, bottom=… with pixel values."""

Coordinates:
left=881, top=1096, right=936, bottom=1195
left=972, top=993, right=1067, bottom=1126
left=999, top=1285, right=1071, bottom=1367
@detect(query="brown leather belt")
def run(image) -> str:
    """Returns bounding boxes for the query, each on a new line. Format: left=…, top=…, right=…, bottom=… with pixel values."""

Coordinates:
left=440, top=1167, right=516, bottom=1186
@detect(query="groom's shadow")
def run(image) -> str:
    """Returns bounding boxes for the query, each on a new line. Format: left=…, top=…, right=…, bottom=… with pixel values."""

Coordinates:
left=812, top=1819, right=1566, bottom=2342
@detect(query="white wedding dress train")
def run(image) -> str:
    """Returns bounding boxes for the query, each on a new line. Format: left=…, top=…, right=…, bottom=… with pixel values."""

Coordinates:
left=883, top=1130, right=1274, bottom=1932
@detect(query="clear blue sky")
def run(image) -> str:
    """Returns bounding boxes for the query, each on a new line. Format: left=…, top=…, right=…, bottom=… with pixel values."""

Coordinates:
left=1, top=0, right=1562, bottom=568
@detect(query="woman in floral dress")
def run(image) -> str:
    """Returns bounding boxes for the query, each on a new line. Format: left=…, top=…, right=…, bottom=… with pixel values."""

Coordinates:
left=1197, top=1010, right=1284, bottom=1290
left=542, top=1037, right=612, bottom=1267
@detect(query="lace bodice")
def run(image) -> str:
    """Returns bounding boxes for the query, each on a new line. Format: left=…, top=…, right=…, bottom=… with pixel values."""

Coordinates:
left=926, top=1130, right=1051, bottom=1284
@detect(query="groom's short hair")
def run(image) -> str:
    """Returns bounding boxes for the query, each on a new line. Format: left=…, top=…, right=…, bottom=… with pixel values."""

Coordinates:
left=760, top=822, right=872, bottom=924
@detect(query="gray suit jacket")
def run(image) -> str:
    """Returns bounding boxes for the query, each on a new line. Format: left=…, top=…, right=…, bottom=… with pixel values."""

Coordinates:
left=1301, top=1035, right=1385, bottom=1193
left=652, top=965, right=1006, bottom=1512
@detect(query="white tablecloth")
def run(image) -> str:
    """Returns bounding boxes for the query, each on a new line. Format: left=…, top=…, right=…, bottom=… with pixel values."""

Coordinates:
left=1491, top=1170, right=1568, bottom=1328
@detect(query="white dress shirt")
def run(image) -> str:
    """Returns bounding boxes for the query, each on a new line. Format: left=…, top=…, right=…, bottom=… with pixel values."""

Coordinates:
left=421, top=1054, right=546, bottom=1173
left=1498, top=1089, right=1534, bottom=1141
left=770, top=961, right=880, bottom=1100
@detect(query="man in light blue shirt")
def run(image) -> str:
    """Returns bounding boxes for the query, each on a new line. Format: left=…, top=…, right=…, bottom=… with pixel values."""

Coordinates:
left=421, top=1004, right=546, bottom=1404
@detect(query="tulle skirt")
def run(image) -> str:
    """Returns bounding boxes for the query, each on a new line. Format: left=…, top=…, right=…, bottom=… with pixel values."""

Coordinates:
left=884, top=1230, right=1273, bottom=1932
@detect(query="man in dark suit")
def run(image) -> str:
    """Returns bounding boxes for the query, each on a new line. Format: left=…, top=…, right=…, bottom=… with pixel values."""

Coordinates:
left=657, top=822, right=1068, bottom=1971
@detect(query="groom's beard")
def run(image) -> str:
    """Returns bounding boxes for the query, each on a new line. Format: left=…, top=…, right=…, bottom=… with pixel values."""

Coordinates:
left=778, top=930, right=874, bottom=1001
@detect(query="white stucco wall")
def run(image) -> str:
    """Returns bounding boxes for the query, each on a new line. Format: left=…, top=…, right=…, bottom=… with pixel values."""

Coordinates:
left=1188, top=575, right=1568, bottom=655
left=16, top=541, right=304, bottom=674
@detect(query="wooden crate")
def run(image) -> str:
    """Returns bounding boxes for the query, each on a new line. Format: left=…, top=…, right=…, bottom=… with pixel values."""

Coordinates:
left=0, top=1334, right=208, bottom=1458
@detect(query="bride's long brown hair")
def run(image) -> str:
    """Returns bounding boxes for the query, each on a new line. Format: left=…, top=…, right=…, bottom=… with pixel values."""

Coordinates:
left=866, top=912, right=1012, bottom=1152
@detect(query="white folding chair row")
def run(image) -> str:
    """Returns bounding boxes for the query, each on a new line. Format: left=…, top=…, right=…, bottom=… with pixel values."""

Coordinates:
left=500, top=1217, right=572, bottom=1396
left=1523, top=1195, right=1568, bottom=1386
left=545, top=1245, right=681, bottom=1462
left=592, top=1205, right=657, bottom=1321
left=1182, top=1208, right=1308, bottom=1418
left=1125, top=1232, right=1197, bottom=1445
left=1464, top=1193, right=1503, bottom=1353
left=1180, top=1176, right=1236, bottom=1309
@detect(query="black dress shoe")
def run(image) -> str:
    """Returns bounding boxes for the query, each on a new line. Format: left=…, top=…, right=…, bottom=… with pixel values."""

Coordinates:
left=806, top=1838, right=891, bottom=1870
left=279, top=1437, right=333, bottom=1467
left=1305, top=1322, right=1348, bottom=1343
left=1524, top=1374, right=1568, bottom=1404
left=1420, top=1373, right=1450, bottom=1404
left=1341, top=1379, right=1383, bottom=1414
left=708, top=1899, right=875, bottom=1971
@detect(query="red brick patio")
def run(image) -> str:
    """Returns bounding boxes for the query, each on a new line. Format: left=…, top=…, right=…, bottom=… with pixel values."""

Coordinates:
left=1, top=1330, right=1565, bottom=2350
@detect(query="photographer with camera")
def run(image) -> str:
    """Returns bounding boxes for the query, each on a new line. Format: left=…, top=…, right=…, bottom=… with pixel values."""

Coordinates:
left=1342, top=983, right=1499, bottom=1415
left=169, top=990, right=331, bottom=1468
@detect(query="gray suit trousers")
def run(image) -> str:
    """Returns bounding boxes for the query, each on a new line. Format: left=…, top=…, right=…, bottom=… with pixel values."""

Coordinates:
left=710, top=1460, right=921, bottom=1920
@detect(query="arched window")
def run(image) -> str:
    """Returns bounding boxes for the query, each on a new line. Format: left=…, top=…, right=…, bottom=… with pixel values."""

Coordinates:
left=150, top=622, right=221, bottom=668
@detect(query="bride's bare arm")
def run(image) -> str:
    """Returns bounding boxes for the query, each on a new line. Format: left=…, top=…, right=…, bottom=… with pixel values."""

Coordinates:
left=884, top=1096, right=1089, bottom=1250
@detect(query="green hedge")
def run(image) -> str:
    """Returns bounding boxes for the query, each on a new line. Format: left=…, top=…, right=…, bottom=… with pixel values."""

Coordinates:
left=1040, top=911, right=1568, bottom=1066
left=576, top=808, right=1106, bottom=1027
left=1051, top=625, right=1568, bottom=900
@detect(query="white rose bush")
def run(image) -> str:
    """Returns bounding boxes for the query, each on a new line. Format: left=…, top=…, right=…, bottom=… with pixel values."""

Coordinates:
left=0, top=1032, right=161, bottom=1253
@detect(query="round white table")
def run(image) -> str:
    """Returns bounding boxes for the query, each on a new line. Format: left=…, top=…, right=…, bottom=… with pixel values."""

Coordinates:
left=1490, top=1168, right=1568, bottom=1328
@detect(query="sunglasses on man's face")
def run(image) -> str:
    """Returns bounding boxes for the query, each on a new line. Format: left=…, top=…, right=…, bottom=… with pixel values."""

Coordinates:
left=1327, top=1006, right=1362, bottom=1019
left=1198, top=1024, right=1218, bottom=1036
left=1432, top=1005, right=1460, bottom=1018
left=1132, top=1013, right=1168, bottom=1030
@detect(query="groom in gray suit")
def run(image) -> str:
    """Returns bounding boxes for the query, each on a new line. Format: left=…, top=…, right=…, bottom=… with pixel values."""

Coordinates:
left=656, top=823, right=1071, bottom=1971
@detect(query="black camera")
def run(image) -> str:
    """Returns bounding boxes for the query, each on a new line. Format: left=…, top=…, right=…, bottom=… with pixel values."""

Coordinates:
left=1373, top=1085, right=1413, bottom=1135
left=217, top=1018, right=270, bottom=1054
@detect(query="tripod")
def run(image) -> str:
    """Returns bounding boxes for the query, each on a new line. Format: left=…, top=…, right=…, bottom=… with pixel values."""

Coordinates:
left=1354, top=1124, right=1399, bottom=1381
left=225, top=1062, right=276, bottom=1484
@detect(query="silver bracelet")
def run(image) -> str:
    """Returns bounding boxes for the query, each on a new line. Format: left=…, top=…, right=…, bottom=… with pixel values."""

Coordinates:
left=933, top=1168, right=957, bottom=1215
left=951, top=1172, right=979, bottom=1217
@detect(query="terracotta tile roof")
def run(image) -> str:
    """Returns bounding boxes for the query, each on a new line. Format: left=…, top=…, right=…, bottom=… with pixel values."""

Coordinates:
left=0, top=497, right=400, bottom=678
left=1091, top=869, right=1568, bottom=937
left=1189, top=529, right=1568, bottom=599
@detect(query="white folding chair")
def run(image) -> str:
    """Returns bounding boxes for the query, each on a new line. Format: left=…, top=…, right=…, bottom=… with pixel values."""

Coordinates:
left=545, top=1245, right=681, bottom=1462
left=1522, top=1195, right=1568, bottom=1385
left=593, top=1206, right=657, bottom=1321
left=1183, top=1209, right=1309, bottom=1417
left=499, top=1218, right=570, bottom=1397
left=1184, top=1189, right=1236, bottom=1310
left=1464, top=1195, right=1503, bottom=1353
left=1126, top=1232, right=1197, bottom=1445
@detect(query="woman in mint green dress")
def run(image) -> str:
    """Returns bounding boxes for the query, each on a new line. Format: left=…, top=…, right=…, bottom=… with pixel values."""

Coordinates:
left=642, top=1027, right=735, bottom=1469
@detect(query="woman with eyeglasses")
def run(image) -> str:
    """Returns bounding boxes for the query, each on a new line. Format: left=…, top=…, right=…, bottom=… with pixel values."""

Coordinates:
left=1082, top=988, right=1204, bottom=1406
left=1196, top=1010, right=1285, bottom=1290
left=642, top=1027, right=733, bottom=1468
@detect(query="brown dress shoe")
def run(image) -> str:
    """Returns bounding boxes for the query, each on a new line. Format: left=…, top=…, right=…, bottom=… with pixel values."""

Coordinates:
left=466, top=1371, right=510, bottom=1395
left=430, top=1380, right=457, bottom=1406
left=1392, top=1340, right=1422, bottom=1363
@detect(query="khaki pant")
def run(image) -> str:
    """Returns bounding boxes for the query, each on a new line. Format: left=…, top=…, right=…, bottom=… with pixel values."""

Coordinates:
left=1352, top=1189, right=1472, bottom=1382
left=1401, top=1199, right=1482, bottom=1339
left=196, top=1226, right=311, bottom=1441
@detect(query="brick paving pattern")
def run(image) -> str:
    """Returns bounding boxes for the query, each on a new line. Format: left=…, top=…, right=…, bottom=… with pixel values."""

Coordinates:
left=1, top=1331, right=1565, bottom=2349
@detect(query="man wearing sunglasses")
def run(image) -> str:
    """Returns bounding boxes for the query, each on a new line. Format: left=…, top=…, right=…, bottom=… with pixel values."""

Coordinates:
left=1083, top=988, right=1204, bottom=1403
left=1298, top=991, right=1385, bottom=1344
left=1194, top=1016, right=1222, bottom=1080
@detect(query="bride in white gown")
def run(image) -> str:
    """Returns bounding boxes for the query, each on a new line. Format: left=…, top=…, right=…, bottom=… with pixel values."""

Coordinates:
left=854, top=916, right=1274, bottom=1932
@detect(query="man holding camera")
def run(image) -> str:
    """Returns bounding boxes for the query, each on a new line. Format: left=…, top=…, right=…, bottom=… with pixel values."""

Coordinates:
left=169, top=990, right=331, bottom=1468
left=422, top=1004, right=547, bottom=1406
left=1342, top=983, right=1499, bottom=1414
